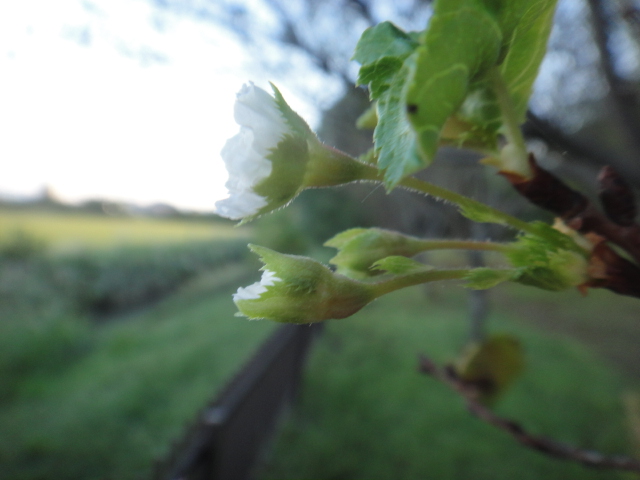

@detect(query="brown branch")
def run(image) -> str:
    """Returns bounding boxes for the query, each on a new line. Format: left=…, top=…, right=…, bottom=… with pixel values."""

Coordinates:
left=501, top=155, right=640, bottom=298
left=586, top=0, right=640, bottom=155
left=523, top=112, right=633, bottom=182
left=418, top=355, right=640, bottom=473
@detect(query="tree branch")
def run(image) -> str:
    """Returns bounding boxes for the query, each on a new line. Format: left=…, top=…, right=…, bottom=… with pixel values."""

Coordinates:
left=523, top=111, right=638, bottom=186
left=500, top=155, right=640, bottom=298
left=418, top=355, right=640, bottom=473
left=586, top=0, right=640, bottom=154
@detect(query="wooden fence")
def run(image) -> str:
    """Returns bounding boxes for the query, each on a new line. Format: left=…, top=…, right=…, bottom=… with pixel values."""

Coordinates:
left=153, top=323, right=323, bottom=480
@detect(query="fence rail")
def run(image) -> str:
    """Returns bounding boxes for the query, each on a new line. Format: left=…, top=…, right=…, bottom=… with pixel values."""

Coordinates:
left=154, top=322, right=323, bottom=480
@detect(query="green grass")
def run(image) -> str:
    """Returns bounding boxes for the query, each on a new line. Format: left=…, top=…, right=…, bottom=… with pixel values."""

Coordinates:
left=0, top=266, right=275, bottom=480
left=494, top=284, right=640, bottom=379
left=258, top=284, right=635, bottom=480
left=2, top=248, right=638, bottom=480
left=0, top=209, right=249, bottom=252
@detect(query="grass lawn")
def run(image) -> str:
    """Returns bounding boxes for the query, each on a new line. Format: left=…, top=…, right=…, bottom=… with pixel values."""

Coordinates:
left=2, top=244, right=638, bottom=480
left=495, top=284, right=640, bottom=380
left=0, top=209, right=249, bottom=252
left=258, top=284, right=637, bottom=480
left=0, top=265, right=275, bottom=480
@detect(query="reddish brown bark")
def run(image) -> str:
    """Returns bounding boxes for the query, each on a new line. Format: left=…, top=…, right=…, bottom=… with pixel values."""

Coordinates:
left=501, top=155, right=640, bottom=299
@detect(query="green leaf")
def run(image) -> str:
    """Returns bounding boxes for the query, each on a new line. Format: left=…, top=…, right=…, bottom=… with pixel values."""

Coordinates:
left=353, top=22, right=419, bottom=102
left=353, top=0, right=558, bottom=187
left=371, top=256, right=431, bottom=275
left=352, top=22, right=422, bottom=187
left=374, top=62, right=423, bottom=188
left=498, top=0, right=558, bottom=121
left=353, top=21, right=418, bottom=71
left=404, top=0, right=503, bottom=164
left=465, top=268, right=514, bottom=289
left=358, top=57, right=404, bottom=98
left=455, top=333, right=525, bottom=405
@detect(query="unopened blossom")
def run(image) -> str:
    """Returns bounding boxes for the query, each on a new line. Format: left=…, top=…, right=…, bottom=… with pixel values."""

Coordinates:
left=234, top=245, right=378, bottom=323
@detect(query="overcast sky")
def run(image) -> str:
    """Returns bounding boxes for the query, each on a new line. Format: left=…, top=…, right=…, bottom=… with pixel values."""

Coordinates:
left=0, top=0, right=319, bottom=212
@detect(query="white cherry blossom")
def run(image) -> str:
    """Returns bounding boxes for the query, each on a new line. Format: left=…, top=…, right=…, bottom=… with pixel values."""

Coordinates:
left=215, top=83, right=289, bottom=220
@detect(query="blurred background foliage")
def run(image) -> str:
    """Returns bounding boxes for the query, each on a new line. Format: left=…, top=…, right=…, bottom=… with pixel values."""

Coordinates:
left=4, top=0, right=640, bottom=478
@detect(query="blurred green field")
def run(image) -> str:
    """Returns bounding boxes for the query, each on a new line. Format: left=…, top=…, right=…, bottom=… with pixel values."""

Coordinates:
left=2, top=258, right=639, bottom=479
left=0, top=210, right=266, bottom=479
left=259, top=284, right=640, bottom=480
left=1, top=209, right=639, bottom=479
left=0, top=266, right=276, bottom=480
left=0, top=209, right=247, bottom=251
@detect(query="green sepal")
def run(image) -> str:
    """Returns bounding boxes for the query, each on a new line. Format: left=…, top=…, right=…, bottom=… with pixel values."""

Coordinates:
left=371, top=256, right=432, bottom=275
left=324, top=228, right=369, bottom=249
left=270, top=83, right=313, bottom=138
left=465, top=268, right=514, bottom=290
left=250, top=135, right=309, bottom=221
left=526, top=221, right=585, bottom=254
left=506, top=226, right=589, bottom=291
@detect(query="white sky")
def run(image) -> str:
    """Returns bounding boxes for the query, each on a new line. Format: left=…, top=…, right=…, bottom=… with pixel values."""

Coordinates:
left=0, top=0, right=317, bottom=212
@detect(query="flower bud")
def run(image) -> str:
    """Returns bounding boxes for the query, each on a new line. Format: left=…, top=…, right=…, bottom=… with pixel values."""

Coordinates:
left=215, top=83, right=375, bottom=222
left=234, top=245, right=378, bottom=323
left=325, top=228, right=429, bottom=278
left=506, top=233, right=590, bottom=291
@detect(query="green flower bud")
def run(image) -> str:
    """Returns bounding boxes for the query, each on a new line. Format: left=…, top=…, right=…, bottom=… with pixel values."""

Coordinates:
left=511, top=249, right=589, bottom=291
left=325, top=228, right=429, bottom=278
left=216, top=83, right=376, bottom=223
left=234, top=245, right=378, bottom=323
left=507, top=233, right=590, bottom=291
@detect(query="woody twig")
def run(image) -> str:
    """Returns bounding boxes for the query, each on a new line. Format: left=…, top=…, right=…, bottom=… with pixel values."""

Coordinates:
left=501, top=155, right=640, bottom=298
left=418, top=355, right=640, bottom=473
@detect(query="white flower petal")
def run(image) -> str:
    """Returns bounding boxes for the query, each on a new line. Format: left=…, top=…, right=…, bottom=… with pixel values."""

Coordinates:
left=216, top=83, right=291, bottom=220
left=260, top=269, right=282, bottom=286
left=233, top=269, right=282, bottom=301
left=233, top=282, right=267, bottom=301
left=215, top=191, right=268, bottom=220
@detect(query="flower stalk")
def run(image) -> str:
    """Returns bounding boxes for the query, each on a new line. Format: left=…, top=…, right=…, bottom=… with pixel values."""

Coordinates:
left=371, top=268, right=472, bottom=296
left=326, top=227, right=510, bottom=279
left=330, top=157, right=541, bottom=235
